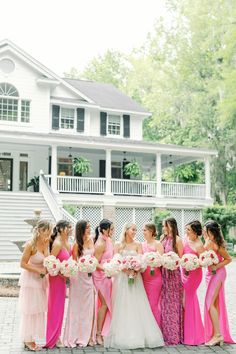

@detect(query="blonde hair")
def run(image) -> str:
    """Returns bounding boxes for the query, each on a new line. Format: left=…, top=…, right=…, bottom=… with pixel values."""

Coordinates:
left=30, top=219, right=52, bottom=253
left=119, top=222, right=135, bottom=249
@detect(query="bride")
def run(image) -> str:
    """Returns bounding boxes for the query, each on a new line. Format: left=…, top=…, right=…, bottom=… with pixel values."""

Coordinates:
left=104, top=223, right=164, bottom=349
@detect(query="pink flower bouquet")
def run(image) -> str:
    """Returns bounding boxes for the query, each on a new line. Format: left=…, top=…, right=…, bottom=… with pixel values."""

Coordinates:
left=199, top=250, right=219, bottom=275
left=143, top=251, right=163, bottom=276
left=78, top=254, right=98, bottom=277
left=60, top=258, right=79, bottom=277
left=43, top=255, right=61, bottom=276
left=180, top=253, right=200, bottom=276
left=162, top=251, right=180, bottom=271
left=122, top=255, right=142, bottom=284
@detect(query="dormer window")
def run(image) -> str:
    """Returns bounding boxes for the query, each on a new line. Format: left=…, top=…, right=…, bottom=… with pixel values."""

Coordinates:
left=61, top=108, right=74, bottom=129
left=108, top=114, right=121, bottom=135
left=0, top=83, right=30, bottom=123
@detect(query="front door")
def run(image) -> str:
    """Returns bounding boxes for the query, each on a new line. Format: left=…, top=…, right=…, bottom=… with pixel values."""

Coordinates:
left=19, top=161, right=28, bottom=191
left=0, top=158, right=13, bottom=191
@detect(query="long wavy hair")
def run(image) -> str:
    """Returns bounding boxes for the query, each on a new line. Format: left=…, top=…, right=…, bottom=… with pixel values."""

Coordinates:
left=75, top=219, right=89, bottom=257
left=30, top=219, right=52, bottom=253
left=186, top=220, right=202, bottom=237
left=204, top=220, right=225, bottom=248
left=49, top=219, right=70, bottom=252
left=163, top=217, right=179, bottom=254
left=94, top=219, right=113, bottom=243
left=144, top=223, right=157, bottom=238
left=119, top=222, right=135, bottom=249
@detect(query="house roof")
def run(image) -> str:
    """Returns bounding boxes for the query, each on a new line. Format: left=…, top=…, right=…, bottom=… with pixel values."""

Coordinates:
left=64, top=78, right=150, bottom=114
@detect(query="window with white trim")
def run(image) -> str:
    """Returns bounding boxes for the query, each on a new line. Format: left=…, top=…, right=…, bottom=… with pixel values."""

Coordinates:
left=21, top=100, right=30, bottom=122
left=108, top=114, right=121, bottom=135
left=61, top=108, right=74, bottom=129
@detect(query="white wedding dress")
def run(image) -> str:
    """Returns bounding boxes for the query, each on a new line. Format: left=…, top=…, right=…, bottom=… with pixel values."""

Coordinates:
left=104, top=250, right=164, bottom=349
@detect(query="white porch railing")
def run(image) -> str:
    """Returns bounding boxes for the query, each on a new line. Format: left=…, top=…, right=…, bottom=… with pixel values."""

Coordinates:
left=111, top=179, right=157, bottom=196
left=161, top=182, right=206, bottom=199
left=56, top=176, right=106, bottom=194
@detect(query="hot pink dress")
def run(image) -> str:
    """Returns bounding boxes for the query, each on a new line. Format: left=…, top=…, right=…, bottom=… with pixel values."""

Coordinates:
left=18, top=251, right=48, bottom=343
left=45, top=247, right=71, bottom=348
left=93, top=235, right=113, bottom=336
left=141, top=242, right=162, bottom=327
left=63, top=248, right=97, bottom=347
left=204, top=251, right=235, bottom=343
left=161, top=235, right=184, bottom=345
left=182, top=241, right=204, bottom=345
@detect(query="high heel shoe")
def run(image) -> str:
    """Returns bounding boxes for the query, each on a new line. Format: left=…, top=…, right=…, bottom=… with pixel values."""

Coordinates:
left=24, top=342, right=41, bottom=351
left=96, top=332, right=104, bottom=345
left=205, top=334, right=224, bottom=346
left=56, top=339, right=64, bottom=348
left=88, top=338, right=95, bottom=347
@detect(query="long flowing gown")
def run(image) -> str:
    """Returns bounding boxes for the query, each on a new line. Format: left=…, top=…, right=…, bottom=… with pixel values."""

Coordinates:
left=104, top=250, right=164, bottom=350
left=63, top=248, right=97, bottom=347
left=182, top=241, right=204, bottom=345
left=204, top=251, right=235, bottom=343
left=92, top=234, right=113, bottom=336
left=18, top=251, right=48, bottom=343
left=45, top=248, right=70, bottom=348
left=161, top=236, right=184, bottom=345
left=141, top=242, right=162, bottom=327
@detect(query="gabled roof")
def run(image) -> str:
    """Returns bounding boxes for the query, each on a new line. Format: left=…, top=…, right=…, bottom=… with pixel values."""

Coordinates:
left=64, top=78, right=150, bottom=114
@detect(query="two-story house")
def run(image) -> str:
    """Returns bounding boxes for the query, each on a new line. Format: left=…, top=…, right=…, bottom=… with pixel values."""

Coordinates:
left=0, top=39, right=217, bottom=260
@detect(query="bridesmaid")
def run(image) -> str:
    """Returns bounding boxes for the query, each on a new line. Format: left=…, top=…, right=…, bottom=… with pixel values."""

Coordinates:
left=182, top=220, right=205, bottom=345
left=203, top=220, right=235, bottom=345
left=141, top=222, right=164, bottom=327
left=160, top=217, right=184, bottom=345
left=19, top=219, right=52, bottom=351
left=93, top=219, right=114, bottom=345
left=63, top=220, right=97, bottom=347
left=45, top=220, right=72, bottom=349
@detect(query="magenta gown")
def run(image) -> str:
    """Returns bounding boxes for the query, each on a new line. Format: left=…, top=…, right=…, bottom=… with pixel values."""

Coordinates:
left=141, top=242, right=162, bottom=327
left=161, top=236, right=184, bottom=345
left=204, top=251, right=235, bottom=344
left=45, top=248, right=71, bottom=348
left=93, top=235, right=113, bottom=336
left=63, top=248, right=97, bottom=347
left=182, top=241, right=204, bottom=345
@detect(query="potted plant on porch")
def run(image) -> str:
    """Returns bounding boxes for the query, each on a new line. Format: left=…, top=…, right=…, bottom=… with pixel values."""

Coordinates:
left=123, top=160, right=142, bottom=178
left=27, top=176, right=40, bottom=192
left=73, top=156, right=92, bottom=176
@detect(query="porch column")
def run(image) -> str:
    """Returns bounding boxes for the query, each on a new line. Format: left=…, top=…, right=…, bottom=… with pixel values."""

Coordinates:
left=105, top=149, right=112, bottom=195
left=51, top=145, right=58, bottom=192
left=156, top=153, right=162, bottom=198
left=205, top=156, right=211, bottom=199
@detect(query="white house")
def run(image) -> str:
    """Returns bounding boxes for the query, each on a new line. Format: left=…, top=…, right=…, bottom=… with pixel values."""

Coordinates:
left=0, top=39, right=217, bottom=260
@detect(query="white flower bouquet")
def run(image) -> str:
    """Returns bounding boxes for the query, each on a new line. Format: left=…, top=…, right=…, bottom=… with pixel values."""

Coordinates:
left=162, top=251, right=180, bottom=271
left=143, top=251, right=163, bottom=276
left=180, top=253, right=200, bottom=276
left=103, top=254, right=123, bottom=278
left=60, top=257, right=79, bottom=277
left=77, top=254, right=98, bottom=276
left=43, top=255, right=61, bottom=276
left=199, top=250, right=219, bottom=275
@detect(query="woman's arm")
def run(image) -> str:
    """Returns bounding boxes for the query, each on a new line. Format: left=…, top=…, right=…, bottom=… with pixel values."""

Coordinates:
left=176, top=237, right=184, bottom=258
left=137, top=242, right=142, bottom=254
left=72, top=243, right=78, bottom=261
left=156, top=241, right=164, bottom=255
left=213, top=246, right=232, bottom=271
left=94, top=240, right=106, bottom=270
left=20, top=243, right=45, bottom=275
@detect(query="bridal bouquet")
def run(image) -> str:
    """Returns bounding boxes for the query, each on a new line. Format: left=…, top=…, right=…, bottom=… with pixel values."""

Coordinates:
left=43, top=255, right=61, bottom=276
left=60, top=258, right=79, bottom=277
left=162, top=251, right=180, bottom=271
left=103, top=254, right=123, bottom=278
left=199, top=250, right=219, bottom=275
left=143, top=252, right=163, bottom=276
left=180, top=253, right=200, bottom=276
left=122, top=255, right=142, bottom=285
left=78, top=254, right=98, bottom=277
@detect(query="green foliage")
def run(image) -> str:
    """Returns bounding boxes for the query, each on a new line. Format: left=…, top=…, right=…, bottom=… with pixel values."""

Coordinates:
left=203, top=205, right=236, bottom=240
left=163, top=162, right=204, bottom=183
left=27, top=176, right=39, bottom=192
left=73, top=157, right=92, bottom=175
left=63, top=204, right=77, bottom=216
left=123, top=161, right=142, bottom=177
left=154, top=209, right=172, bottom=238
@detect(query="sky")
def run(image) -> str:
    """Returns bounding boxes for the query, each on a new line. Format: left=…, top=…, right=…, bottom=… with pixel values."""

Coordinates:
left=0, top=0, right=167, bottom=76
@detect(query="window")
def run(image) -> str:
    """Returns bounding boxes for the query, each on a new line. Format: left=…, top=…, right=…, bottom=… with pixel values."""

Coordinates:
left=61, top=108, right=74, bottom=129
left=108, top=114, right=120, bottom=135
left=21, top=100, right=30, bottom=122
left=112, top=161, right=122, bottom=178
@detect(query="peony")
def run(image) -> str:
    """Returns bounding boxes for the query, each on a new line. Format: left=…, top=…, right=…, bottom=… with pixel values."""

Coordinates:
left=143, top=251, right=163, bottom=276
left=122, top=255, right=142, bottom=284
left=199, top=250, right=219, bottom=275
left=60, top=257, right=79, bottom=277
left=77, top=254, right=98, bottom=276
left=162, top=251, right=180, bottom=271
left=43, top=255, right=61, bottom=276
left=180, top=253, right=200, bottom=275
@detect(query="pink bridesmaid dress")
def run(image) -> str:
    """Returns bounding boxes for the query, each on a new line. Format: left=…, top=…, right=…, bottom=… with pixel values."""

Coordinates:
left=204, top=251, right=235, bottom=344
left=141, top=242, right=162, bottom=327
left=63, top=248, right=97, bottom=347
left=45, top=248, right=71, bottom=348
left=18, top=251, right=48, bottom=343
left=93, top=235, right=113, bottom=336
left=182, top=241, right=204, bottom=345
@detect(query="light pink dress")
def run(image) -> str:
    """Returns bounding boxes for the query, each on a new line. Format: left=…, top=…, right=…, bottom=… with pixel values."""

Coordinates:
left=45, top=247, right=71, bottom=348
left=18, top=251, right=48, bottom=343
left=63, top=248, right=97, bottom=347
left=93, top=235, right=113, bottom=336
left=141, top=242, right=162, bottom=327
left=204, top=251, right=235, bottom=343
left=182, top=241, right=204, bottom=345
